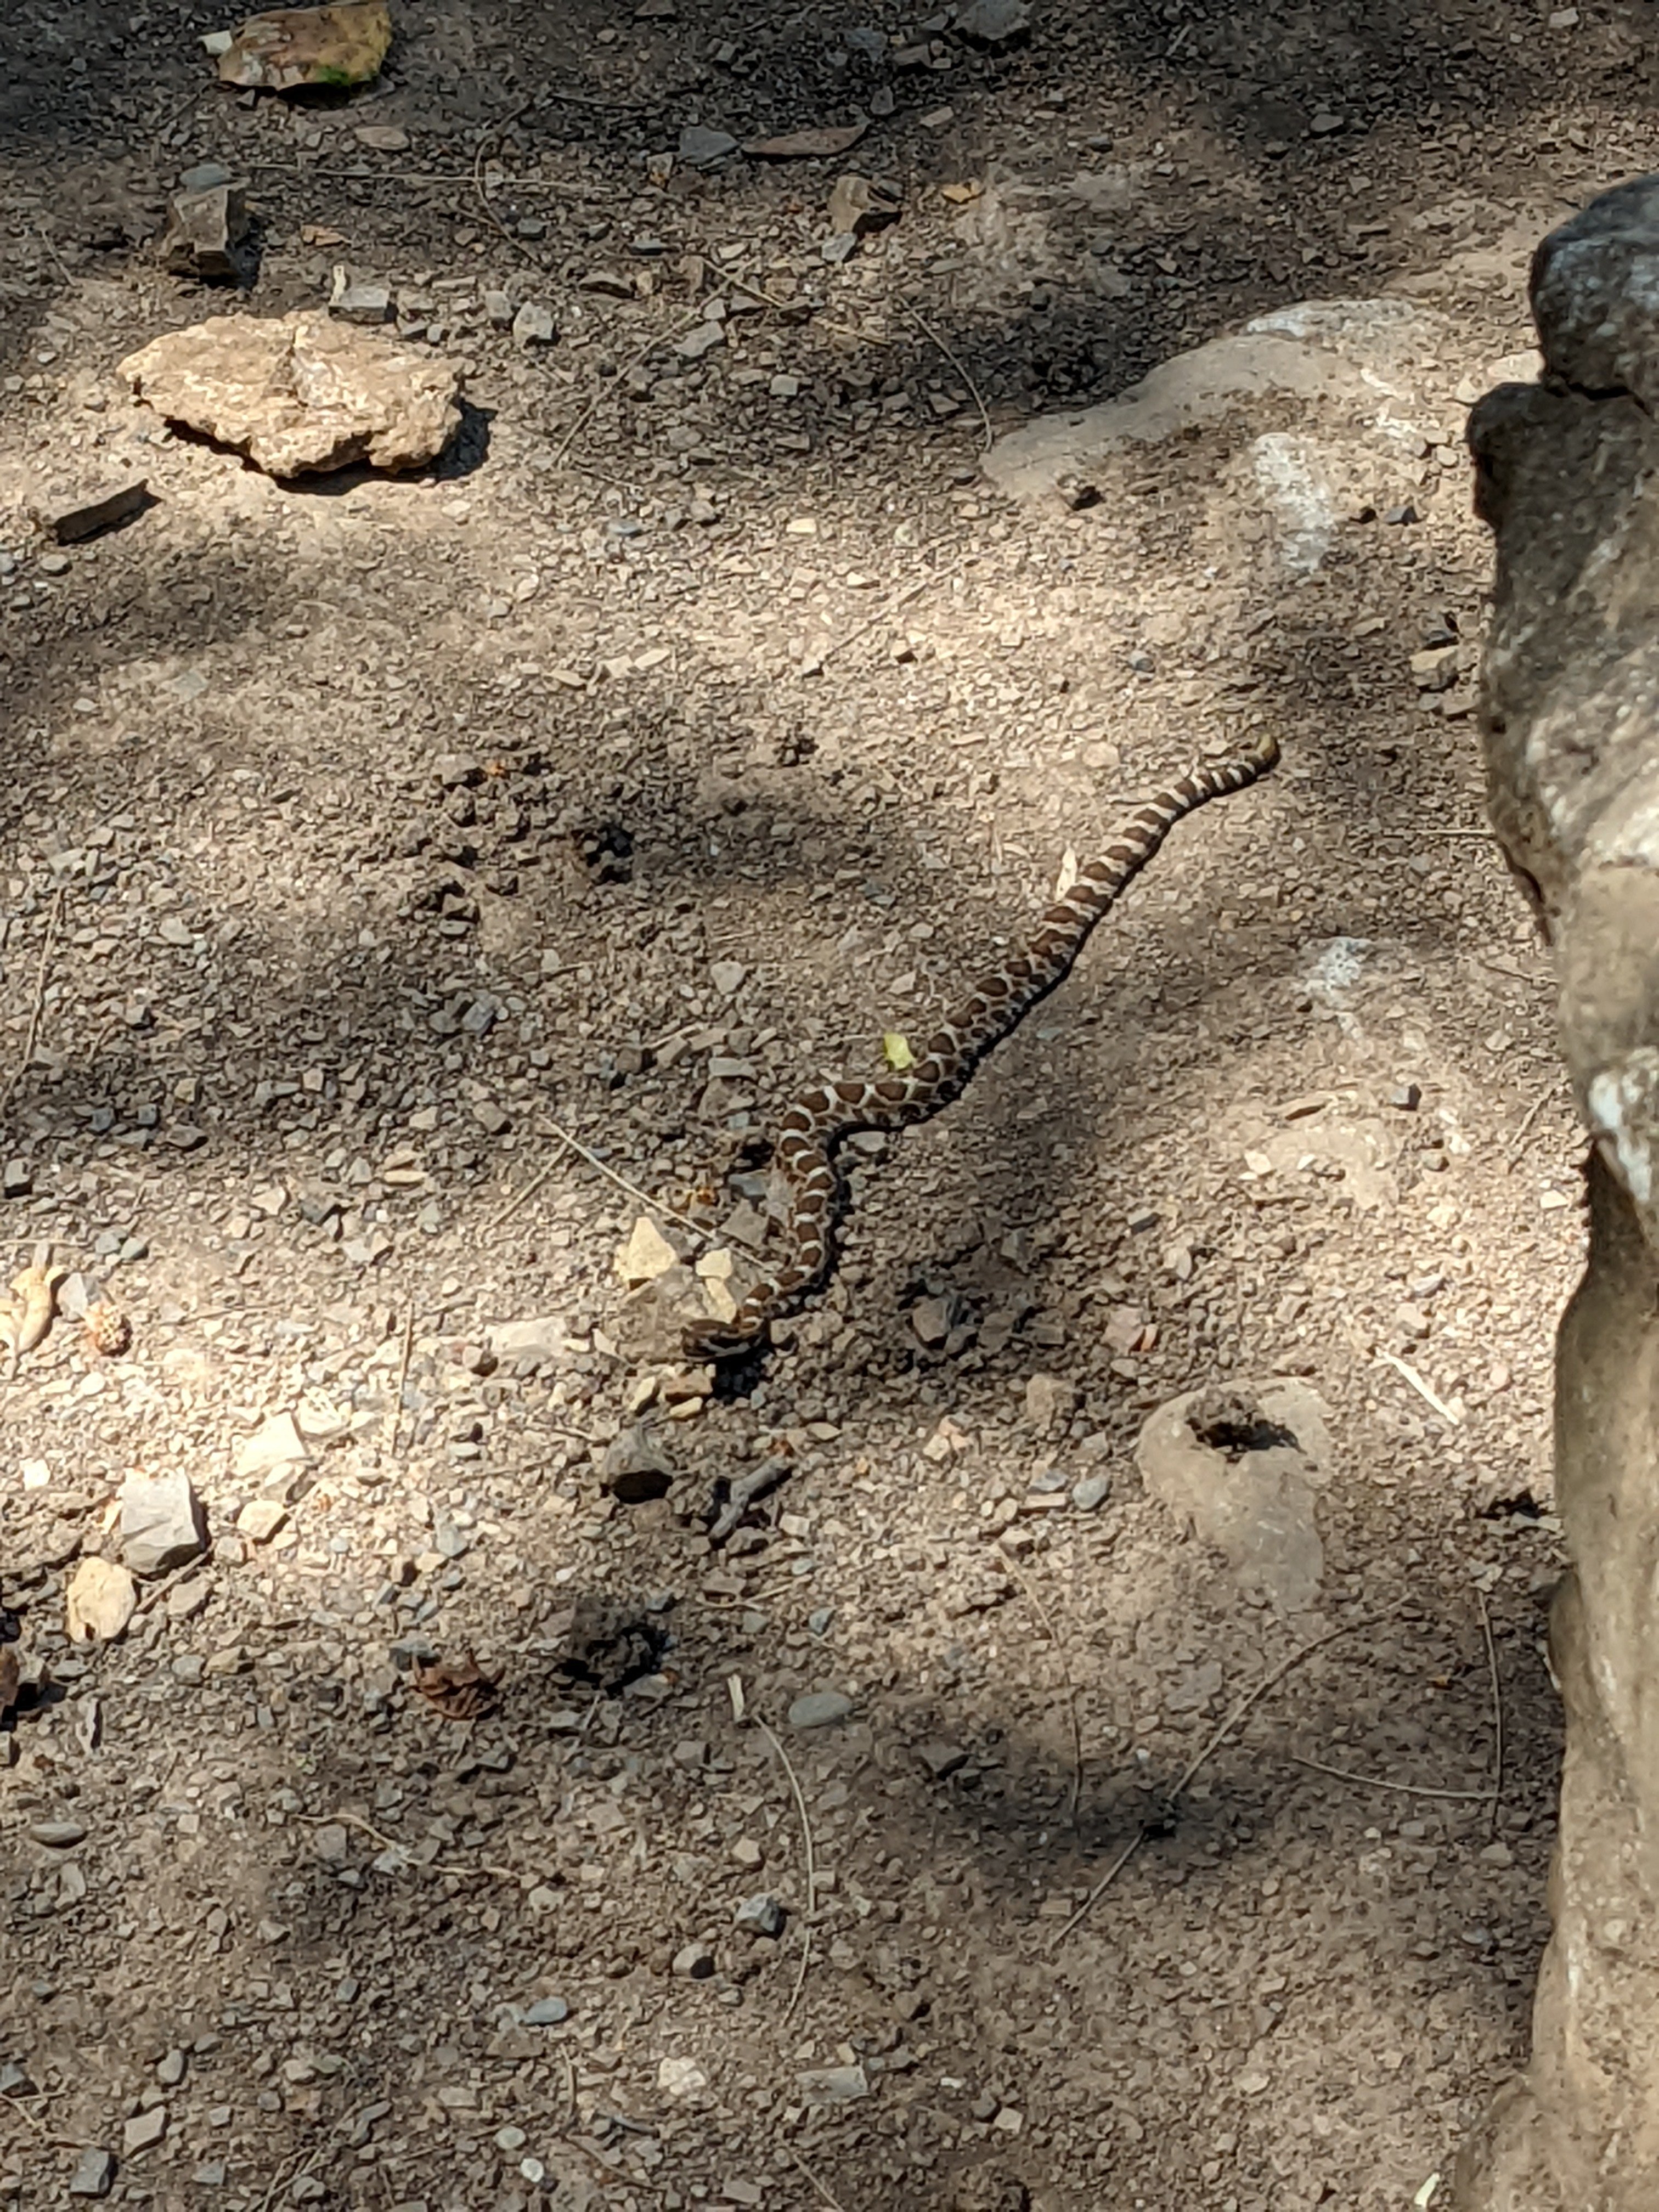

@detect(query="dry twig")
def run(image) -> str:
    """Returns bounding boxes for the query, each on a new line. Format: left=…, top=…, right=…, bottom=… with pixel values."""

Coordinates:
left=1049, top=1617, right=1374, bottom=1947
left=1505, top=1075, right=1570, bottom=1161
left=492, top=1128, right=574, bottom=1228
left=757, top=1717, right=818, bottom=2020
left=1008, top=1559, right=1084, bottom=1831
left=1286, top=1753, right=1489, bottom=1803
left=1376, top=1348, right=1462, bottom=1426
left=534, top=1115, right=709, bottom=1240
left=389, top=1300, right=414, bottom=1458
left=0, top=888, right=65, bottom=1118
left=897, top=298, right=994, bottom=452
left=782, top=2143, right=850, bottom=2212
left=551, top=314, right=710, bottom=469
left=1477, top=1587, right=1505, bottom=1838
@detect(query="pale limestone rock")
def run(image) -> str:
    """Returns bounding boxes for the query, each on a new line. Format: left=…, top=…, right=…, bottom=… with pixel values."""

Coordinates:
left=119, top=311, right=462, bottom=477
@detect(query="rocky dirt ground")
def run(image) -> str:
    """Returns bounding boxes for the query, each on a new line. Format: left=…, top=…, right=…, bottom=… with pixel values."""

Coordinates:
left=1, top=0, right=1649, bottom=2208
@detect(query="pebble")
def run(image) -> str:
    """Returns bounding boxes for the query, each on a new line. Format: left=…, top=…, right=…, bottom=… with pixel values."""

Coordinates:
left=484, top=289, right=514, bottom=329
left=798, top=2063, right=870, bottom=2103
left=678, top=321, right=726, bottom=362
left=331, top=283, right=391, bottom=326
left=522, top=1995, right=569, bottom=2025
left=156, top=2049, right=187, bottom=2087
left=673, top=1940, right=716, bottom=1978
left=1024, top=1372, right=1077, bottom=1433
left=512, top=302, right=556, bottom=348
left=67, top=2148, right=116, bottom=2197
left=658, top=2055, right=708, bottom=2097
left=918, top=1741, right=968, bottom=1779
left=30, top=1818, right=88, bottom=1847
left=123, top=2106, right=166, bottom=2153
left=956, top=0, right=1030, bottom=37
left=235, top=1410, right=308, bottom=1479
left=911, top=1295, right=953, bottom=1348
left=733, top=1893, right=786, bottom=1937
left=486, top=1316, right=565, bottom=1371
left=1071, top=1471, right=1113, bottom=1513
left=2, top=1159, right=32, bottom=1198
left=788, top=1689, right=853, bottom=1730
left=678, top=125, right=737, bottom=165
left=40, top=475, right=150, bottom=545
left=120, top=1470, right=204, bottom=1576
left=710, top=960, right=746, bottom=995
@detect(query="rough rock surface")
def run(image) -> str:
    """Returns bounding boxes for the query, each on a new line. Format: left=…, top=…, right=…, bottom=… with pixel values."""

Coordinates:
left=1454, top=174, right=1659, bottom=2212
left=118, top=311, right=462, bottom=477
left=985, top=299, right=1469, bottom=575
left=1136, top=1379, right=1335, bottom=1616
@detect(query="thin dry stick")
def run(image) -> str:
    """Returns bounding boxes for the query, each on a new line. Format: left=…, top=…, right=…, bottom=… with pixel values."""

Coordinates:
left=1049, top=1616, right=1374, bottom=1948
left=1376, top=1348, right=1462, bottom=1426
left=1286, top=1753, right=1489, bottom=1803
left=492, top=1129, right=574, bottom=1228
left=551, top=313, right=709, bottom=468
left=897, top=298, right=994, bottom=452
left=719, top=267, right=881, bottom=347
left=0, top=888, right=65, bottom=1116
left=1477, top=1588, right=1505, bottom=1839
left=782, top=2142, right=850, bottom=2212
left=800, top=567, right=950, bottom=677
left=534, top=1115, right=709, bottom=1240
left=1505, top=1075, right=1569, bottom=1160
left=388, top=1301, right=415, bottom=1458
left=757, top=1718, right=817, bottom=2020
left=1008, top=1560, right=1084, bottom=1831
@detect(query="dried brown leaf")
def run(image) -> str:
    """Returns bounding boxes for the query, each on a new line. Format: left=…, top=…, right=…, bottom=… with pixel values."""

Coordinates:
left=411, top=1651, right=498, bottom=1722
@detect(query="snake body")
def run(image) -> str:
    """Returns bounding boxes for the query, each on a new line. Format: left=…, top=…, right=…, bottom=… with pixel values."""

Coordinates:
left=685, top=731, right=1280, bottom=1359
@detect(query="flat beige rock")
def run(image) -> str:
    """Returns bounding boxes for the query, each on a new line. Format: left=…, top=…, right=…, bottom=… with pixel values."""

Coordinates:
left=66, top=1556, right=137, bottom=1643
left=119, top=311, right=462, bottom=477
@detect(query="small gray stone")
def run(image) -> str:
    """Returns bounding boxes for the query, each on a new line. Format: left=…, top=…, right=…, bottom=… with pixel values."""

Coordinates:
left=0, top=2062, right=35, bottom=2096
left=733, top=1893, right=787, bottom=1938
left=956, top=0, right=1031, bottom=41
left=512, top=302, right=557, bottom=349
left=156, top=2049, right=187, bottom=2087
left=911, top=1294, right=953, bottom=1348
left=68, top=2148, right=116, bottom=2198
left=331, top=283, right=392, bottom=325
left=676, top=320, right=726, bottom=362
left=672, top=1941, right=715, bottom=1979
left=312, top=1823, right=351, bottom=1865
left=918, top=1740, right=968, bottom=1780
left=1071, top=1471, right=1113, bottom=1513
left=798, top=2063, right=870, bottom=2103
left=522, top=1995, right=569, bottom=2025
left=788, top=1689, right=854, bottom=1730
left=30, top=1818, right=88, bottom=1847
left=163, top=179, right=251, bottom=281
left=484, top=289, right=514, bottom=329
left=123, top=2106, right=166, bottom=2153
left=40, top=476, right=150, bottom=544
left=678, top=125, right=738, bottom=165
left=121, top=1469, right=205, bottom=1576
left=2, top=1159, right=31, bottom=1198
left=486, top=1314, right=565, bottom=1372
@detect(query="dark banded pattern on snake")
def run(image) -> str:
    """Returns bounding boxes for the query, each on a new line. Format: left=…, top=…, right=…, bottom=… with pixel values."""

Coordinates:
left=685, top=731, right=1280, bottom=1360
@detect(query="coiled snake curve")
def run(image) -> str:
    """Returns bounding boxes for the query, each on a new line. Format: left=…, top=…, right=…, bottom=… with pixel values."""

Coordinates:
left=685, top=730, right=1280, bottom=1360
